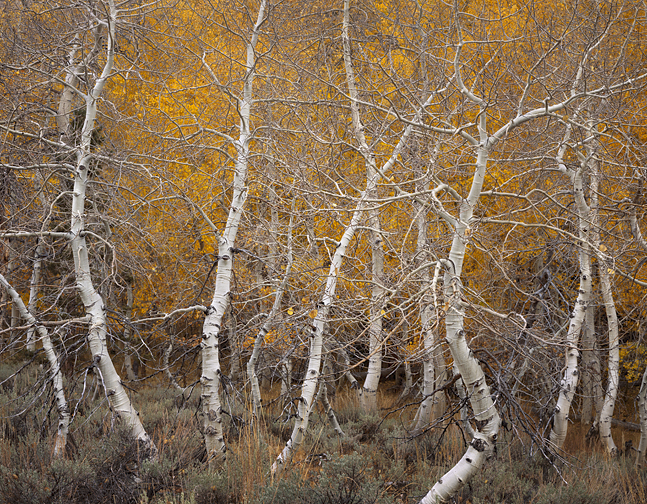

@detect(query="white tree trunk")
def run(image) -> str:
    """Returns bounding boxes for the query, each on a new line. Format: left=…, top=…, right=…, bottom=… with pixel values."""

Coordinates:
left=271, top=202, right=363, bottom=475
left=548, top=123, right=593, bottom=451
left=637, top=366, right=647, bottom=467
left=248, top=212, right=293, bottom=414
left=412, top=261, right=443, bottom=432
left=0, top=274, right=70, bottom=458
left=421, top=120, right=500, bottom=503
left=418, top=13, right=601, bottom=497
left=65, top=0, right=156, bottom=456
left=199, top=0, right=267, bottom=465
left=547, top=256, right=589, bottom=452
left=597, top=263, right=619, bottom=455
left=587, top=131, right=619, bottom=455
left=341, top=0, right=385, bottom=412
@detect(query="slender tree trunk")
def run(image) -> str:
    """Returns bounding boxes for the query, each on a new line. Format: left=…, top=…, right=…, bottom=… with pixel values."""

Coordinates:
left=586, top=130, right=619, bottom=455
left=549, top=119, right=593, bottom=452
left=199, top=0, right=267, bottom=465
left=0, top=274, right=70, bottom=458
left=421, top=121, right=500, bottom=504
left=248, top=211, right=293, bottom=414
left=64, top=0, right=156, bottom=456
left=412, top=261, right=443, bottom=432
left=271, top=202, right=363, bottom=475
left=637, top=366, right=647, bottom=467
left=340, top=0, right=385, bottom=412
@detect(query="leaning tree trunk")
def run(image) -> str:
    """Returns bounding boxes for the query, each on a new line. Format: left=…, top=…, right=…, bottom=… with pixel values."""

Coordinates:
left=0, top=274, right=70, bottom=458
left=420, top=134, right=501, bottom=502
left=65, top=0, right=156, bottom=456
left=198, top=0, right=267, bottom=465
left=271, top=201, right=364, bottom=475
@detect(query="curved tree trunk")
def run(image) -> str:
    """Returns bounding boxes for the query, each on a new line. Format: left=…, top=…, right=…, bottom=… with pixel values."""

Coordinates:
left=199, top=0, right=267, bottom=465
left=64, top=0, right=155, bottom=457
left=548, top=112, right=593, bottom=452
left=0, top=274, right=70, bottom=458
left=421, top=113, right=500, bottom=503
left=587, top=123, right=619, bottom=455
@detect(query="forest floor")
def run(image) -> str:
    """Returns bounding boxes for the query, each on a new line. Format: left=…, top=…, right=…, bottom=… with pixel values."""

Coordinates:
left=1, top=363, right=646, bottom=504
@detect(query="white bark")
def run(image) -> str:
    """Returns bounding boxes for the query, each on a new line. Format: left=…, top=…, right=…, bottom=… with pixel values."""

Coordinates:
left=0, top=273, right=70, bottom=458
left=342, top=0, right=447, bottom=412
left=597, top=262, right=619, bottom=455
left=200, top=0, right=267, bottom=464
left=587, top=131, right=619, bottom=456
left=419, top=9, right=608, bottom=497
left=547, top=251, right=589, bottom=452
left=421, top=132, right=501, bottom=500
left=548, top=120, right=593, bottom=451
left=637, top=366, right=647, bottom=467
left=66, top=0, right=155, bottom=456
left=248, top=211, right=294, bottom=414
left=341, top=0, right=384, bottom=412
left=271, top=201, right=363, bottom=475
left=412, top=261, right=443, bottom=432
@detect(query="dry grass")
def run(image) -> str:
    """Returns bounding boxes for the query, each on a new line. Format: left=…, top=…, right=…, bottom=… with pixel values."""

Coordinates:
left=2, top=364, right=647, bottom=504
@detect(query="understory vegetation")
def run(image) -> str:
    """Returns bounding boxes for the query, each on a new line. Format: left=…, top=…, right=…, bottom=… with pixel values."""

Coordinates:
left=1, top=362, right=646, bottom=504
